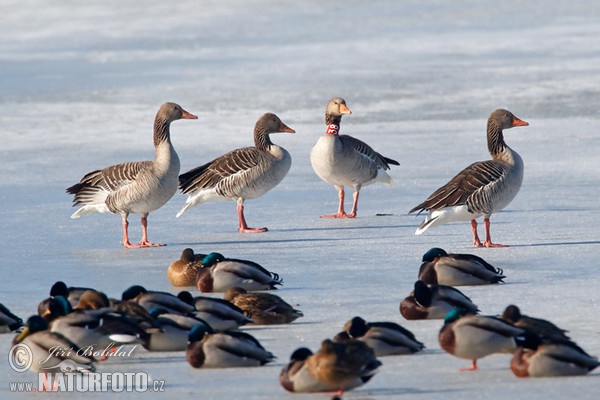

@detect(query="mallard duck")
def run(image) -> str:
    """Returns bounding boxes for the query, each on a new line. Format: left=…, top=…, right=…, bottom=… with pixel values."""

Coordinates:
left=500, top=305, right=570, bottom=341
left=333, top=316, right=424, bottom=356
left=280, top=347, right=375, bottom=394
left=409, top=109, right=528, bottom=247
left=281, top=339, right=381, bottom=397
left=196, top=252, right=282, bottom=293
left=139, top=308, right=205, bottom=352
left=190, top=295, right=252, bottom=331
left=0, top=303, right=23, bottom=333
left=310, top=97, right=399, bottom=218
left=419, top=247, right=505, bottom=286
left=37, top=281, right=96, bottom=315
left=177, top=113, right=295, bottom=233
left=400, top=280, right=479, bottom=320
left=511, top=340, right=600, bottom=377
left=186, top=321, right=275, bottom=368
left=121, top=285, right=196, bottom=315
left=439, top=308, right=539, bottom=370
left=67, top=102, right=197, bottom=248
left=74, top=290, right=111, bottom=310
left=224, top=287, right=303, bottom=325
left=13, top=315, right=96, bottom=373
left=167, top=248, right=207, bottom=286
left=45, top=296, right=141, bottom=353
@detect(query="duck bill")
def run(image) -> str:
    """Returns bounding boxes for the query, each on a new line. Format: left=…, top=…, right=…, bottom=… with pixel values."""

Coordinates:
left=512, top=117, right=529, bottom=127
left=15, top=326, right=30, bottom=343
left=181, top=109, right=199, bottom=119
left=340, top=104, right=352, bottom=115
left=280, top=123, right=296, bottom=134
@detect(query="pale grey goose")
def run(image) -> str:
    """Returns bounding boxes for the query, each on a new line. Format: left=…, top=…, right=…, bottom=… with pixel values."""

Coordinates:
left=67, top=102, right=197, bottom=248
left=409, top=109, right=529, bottom=247
left=177, top=113, right=295, bottom=233
left=310, top=97, right=399, bottom=218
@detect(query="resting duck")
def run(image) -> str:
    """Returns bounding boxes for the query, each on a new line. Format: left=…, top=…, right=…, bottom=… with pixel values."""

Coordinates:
left=439, top=307, right=539, bottom=370
left=410, top=109, right=529, bottom=247
left=121, top=285, right=196, bottom=315
left=167, top=248, right=207, bottom=286
left=196, top=252, right=282, bottom=293
left=67, top=102, right=197, bottom=248
left=13, top=315, right=96, bottom=374
left=418, top=247, right=505, bottom=286
left=0, top=303, right=23, bottom=333
left=400, top=280, right=479, bottom=320
left=280, top=339, right=381, bottom=397
left=500, top=305, right=570, bottom=341
left=137, top=307, right=214, bottom=352
left=224, top=287, right=303, bottom=325
left=73, top=290, right=111, bottom=310
left=511, top=340, right=600, bottom=377
left=37, top=281, right=96, bottom=314
left=186, top=321, right=275, bottom=368
left=188, top=294, right=253, bottom=331
left=310, top=97, right=399, bottom=218
left=333, top=316, right=424, bottom=356
left=177, top=113, right=295, bottom=233
left=45, top=296, right=141, bottom=353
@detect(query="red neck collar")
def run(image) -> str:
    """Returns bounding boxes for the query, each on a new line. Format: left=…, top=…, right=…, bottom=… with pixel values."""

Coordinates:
left=325, top=123, right=339, bottom=136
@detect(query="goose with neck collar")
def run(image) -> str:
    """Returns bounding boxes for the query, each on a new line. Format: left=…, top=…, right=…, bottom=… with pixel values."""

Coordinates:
left=310, top=97, right=399, bottom=218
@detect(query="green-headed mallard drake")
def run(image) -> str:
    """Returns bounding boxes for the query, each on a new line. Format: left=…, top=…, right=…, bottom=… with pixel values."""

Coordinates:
left=188, top=294, right=252, bottom=331
left=409, top=109, right=528, bottom=247
left=45, top=296, right=141, bottom=354
left=140, top=307, right=204, bottom=352
left=511, top=340, right=600, bottom=377
left=13, top=315, right=96, bottom=373
left=439, top=307, right=540, bottom=370
left=196, top=252, right=283, bottom=293
left=0, top=303, right=23, bottom=333
left=333, top=316, right=424, bottom=356
left=224, top=287, right=303, bottom=325
left=400, top=280, right=479, bottom=320
left=37, top=281, right=96, bottom=315
left=177, top=113, right=295, bottom=233
left=309, top=97, right=399, bottom=219
left=280, top=339, right=381, bottom=396
left=186, top=321, right=275, bottom=368
left=121, top=285, right=195, bottom=315
left=500, top=305, right=570, bottom=341
left=167, top=248, right=207, bottom=286
left=419, top=247, right=505, bottom=286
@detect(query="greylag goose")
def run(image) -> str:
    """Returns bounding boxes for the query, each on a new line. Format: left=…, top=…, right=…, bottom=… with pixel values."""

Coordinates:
left=177, top=113, right=295, bottom=233
left=310, top=97, right=399, bottom=218
left=67, top=102, right=197, bottom=248
left=409, top=109, right=528, bottom=247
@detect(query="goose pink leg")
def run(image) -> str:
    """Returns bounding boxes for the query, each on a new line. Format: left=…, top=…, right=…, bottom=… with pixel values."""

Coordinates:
left=237, top=204, right=267, bottom=233
left=122, top=215, right=165, bottom=248
left=471, top=218, right=508, bottom=248
left=321, top=189, right=357, bottom=219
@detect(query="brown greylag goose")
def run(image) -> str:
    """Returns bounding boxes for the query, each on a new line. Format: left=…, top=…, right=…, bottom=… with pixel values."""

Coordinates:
left=409, top=109, right=528, bottom=247
left=177, top=113, right=295, bottom=233
left=310, top=97, right=399, bottom=218
left=67, top=102, right=197, bottom=248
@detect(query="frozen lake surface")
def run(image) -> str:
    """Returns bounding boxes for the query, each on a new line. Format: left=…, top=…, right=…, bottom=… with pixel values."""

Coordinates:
left=1, top=1, right=599, bottom=398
